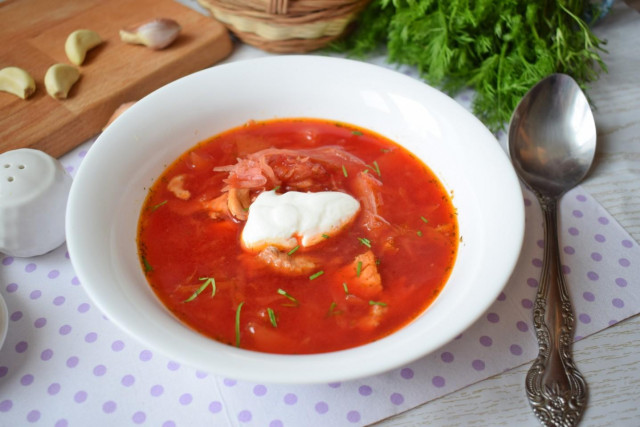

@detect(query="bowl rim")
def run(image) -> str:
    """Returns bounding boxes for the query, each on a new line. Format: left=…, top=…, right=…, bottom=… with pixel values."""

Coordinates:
left=66, top=55, right=525, bottom=384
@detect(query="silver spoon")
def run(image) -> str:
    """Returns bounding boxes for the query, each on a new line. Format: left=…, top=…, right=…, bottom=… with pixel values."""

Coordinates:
left=509, top=73, right=595, bottom=426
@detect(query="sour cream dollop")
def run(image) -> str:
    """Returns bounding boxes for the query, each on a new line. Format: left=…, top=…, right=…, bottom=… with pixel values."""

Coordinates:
left=241, top=190, right=360, bottom=251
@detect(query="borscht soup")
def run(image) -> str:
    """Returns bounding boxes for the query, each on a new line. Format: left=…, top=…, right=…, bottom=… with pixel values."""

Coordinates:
left=137, top=118, right=458, bottom=354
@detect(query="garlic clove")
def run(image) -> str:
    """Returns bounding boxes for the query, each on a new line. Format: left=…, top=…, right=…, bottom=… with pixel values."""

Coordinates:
left=44, top=64, right=80, bottom=99
left=65, top=29, right=103, bottom=65
left=0, top=67, right=36, bottom=99
left=119, top=18, right=181, bottom=50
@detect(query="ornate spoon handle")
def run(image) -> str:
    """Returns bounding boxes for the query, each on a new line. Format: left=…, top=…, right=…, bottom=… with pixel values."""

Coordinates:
left=525, top=196, right=587, bottom=427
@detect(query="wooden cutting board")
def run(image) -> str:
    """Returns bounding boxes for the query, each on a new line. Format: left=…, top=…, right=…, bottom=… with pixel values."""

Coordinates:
left=0, top=0, right=233, bottom=158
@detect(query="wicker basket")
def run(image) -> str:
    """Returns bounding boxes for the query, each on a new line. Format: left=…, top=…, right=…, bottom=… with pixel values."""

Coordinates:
left=197, top=0, right=370, bottom=53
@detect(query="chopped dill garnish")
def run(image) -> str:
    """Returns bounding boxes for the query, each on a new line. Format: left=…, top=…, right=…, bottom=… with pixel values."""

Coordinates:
left=142, top=256, right=153, bottom=272
left=322, top=234, right=330, bottom=239
left=373, top=161, right=381, bottom=176
left=417, top=230, right=423, bottom=237
left=309, top=270, right=324, bottom=280
left=369, top=300, right=387, bottom=307
left=327, top=302, right=342, bottom=316
left=235, top=302, right=244, bottom=347
left=277, top=288, right=298, bottom=305
left=183, top=277, right=216, bottom=303
left=342, top=165, right=348, bottom=177
left=356, top=261, right=362, bottom=277
left=351, top=130, right=363, bottom=136
left=420, top=216, right=429, bottom=223
left=358, top=237, right=371, bottom=248
left=150, top=200, right=167, bottom=211
left=267, top=307, right=277, bottom=327
left=287, top=245, right=300, bottom=256
left=273, top=185, right=281, bottom=191
left=342, top=282, right=349, bottom=294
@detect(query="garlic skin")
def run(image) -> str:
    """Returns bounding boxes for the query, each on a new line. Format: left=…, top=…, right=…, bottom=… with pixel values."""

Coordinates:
left=119, top=18, right=181, bottom=50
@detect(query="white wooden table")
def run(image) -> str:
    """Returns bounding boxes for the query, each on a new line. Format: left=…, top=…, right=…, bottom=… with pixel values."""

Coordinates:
left=374, top=3, right=640, bottom=426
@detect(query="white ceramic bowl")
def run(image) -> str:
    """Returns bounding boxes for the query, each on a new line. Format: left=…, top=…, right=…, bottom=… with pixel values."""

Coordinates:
left=66, top=56, right=524, bottom=384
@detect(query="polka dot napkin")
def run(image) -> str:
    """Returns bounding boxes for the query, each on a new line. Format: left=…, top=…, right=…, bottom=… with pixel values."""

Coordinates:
left=1, top=135, right=639, bottom=427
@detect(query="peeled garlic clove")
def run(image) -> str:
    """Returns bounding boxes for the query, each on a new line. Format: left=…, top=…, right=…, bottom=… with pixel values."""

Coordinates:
left=44, top=64, right=80, bottom=99
left=65, top=29, right=103, bottom=65
left=0, top=67, right=36, bottom=99
left=119, top=18, right=181, bottom=50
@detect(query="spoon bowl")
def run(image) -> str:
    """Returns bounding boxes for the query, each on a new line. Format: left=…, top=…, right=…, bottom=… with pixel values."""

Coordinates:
left=509, top=73, right=596, bottom=426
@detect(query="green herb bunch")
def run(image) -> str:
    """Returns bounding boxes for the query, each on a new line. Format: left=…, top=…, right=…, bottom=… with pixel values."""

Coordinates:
left=332, top=0, right=607, bottom=131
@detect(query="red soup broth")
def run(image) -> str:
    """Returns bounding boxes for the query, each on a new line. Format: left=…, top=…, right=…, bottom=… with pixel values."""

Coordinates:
left=137, top=118, right=458, bottom=354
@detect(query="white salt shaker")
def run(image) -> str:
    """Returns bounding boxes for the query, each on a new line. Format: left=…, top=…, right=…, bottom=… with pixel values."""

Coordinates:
left=0, top=148, right=73, bottom=257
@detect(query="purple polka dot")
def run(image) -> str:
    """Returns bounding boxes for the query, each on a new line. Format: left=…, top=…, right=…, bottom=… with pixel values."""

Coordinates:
left=562, top=265, right=571, bottom=274
left=209, top=401, right=223, bottom=413
left=522, top=299, right=533, bottom=309
left=121, top=375, right=135, bottom=387
left=15, top=341, right=28, bottom=353
left=71, top=277, right=80, bottom=286
left=579, top=313, right=591, bottom=324
left=612, top=298, right=624, bottom=308
left=53, top=296, right=65, bottom=306
left=34, top=317, right=47, bottom=328
left=41, top=349, right=53, bottom=361
left=400, top=367, right=414, bottom=378
left=2, top=257, right=14, bottom=266
left=527, top=278, right=538, bottom=288
left=608, top=320, right=618, bottom=326
left=224, top=378, right=237, bottom=387
left=132, top=411, right=146, bottom=424
left=524, top=197, right=532, bottom=206
left=516, top=321, right=529, bottom=332
left=619, top=258, right=631, bottom=267
left=238, top=410, right=252, bottom=423
left=21, top=374, right=34, bottom=386
left=111, top=340, right=124, bottom=351
left=25, top=263, right=37, bottom=273
left=0, top=399, right=13, bottom=412
left=269, top=420, right=284, bottom=427
left=167, top=361, right=180, bottom=371
left=532, top=258, right=542, bottom=268
left=6, top=283, right=17, bottom=292
left=253, top=385, right=267, bottom=396
left=347, top=410, right=361, bottom=423
left=284, top=393, right=298, bottom=405
left=78, top=303, right=90, bottom=313
left=598, top=216, right=609, bottom=225
left=594, top=234, right=606, bottom=243
left=79, top=150, right=88, bottom=158
left=59, top=325, right=71, bottom=335
left=441, top=352, right=454, bottom=363
left=576, top=194, right=587, bottom=202
left=564, top=246, right=575, bottom=255
left=497, top=292, right=506, bottom=301
left=616, top=278, right=628, bottom=287
left=432, top=376, right=445, bottom=387
left=27, top=410, right=40, bottom=422
left=85, top=332, right=98, bottom=343
left=179, top=393, right=192, bottom=405
left=568, top=227, right=579, bottom=236
left=196, top=371, right=208, bottom=379
left=65, top=166, right=74, bottom=174
left=487, top=312, right=499, bottom=323
left=0, top=367, right=7, bottom=378
left=139, top=350, right=153, bottom=361
left=587, top=271, right=599, bottom=281
left=74, top=390, right=88, bottom=403
left=55, top=419, right=68, bottom=427
left=93, top=365, right=107, bottom=376
left=472, top=360, right=485, bottom=371
left=510, top=344, right=523, bottom=355
left=622, top=239, right=633, bottom=248
left=572, top=210, right=583, bottom=218
left=103, top=401, right=117, bottom=414
left=48, top=383, right=61, bottom=395
left=30, top=290, right=41, bottom=300
left=390, top=392, right=405, bottom=404
left=48, top=270, right=60, bottom=279
left=536, top=239, right=544, bottom=249
left=328, top=382, right=341, bottom=388
left=163, top=422, right=176, bottom=427
left=591, top=252, right=602, bottom=261
left=151, top=385, right=164, bottom=396
left=67, top=356, right=79, bottom=368
left=10, top=311, right=22, bottom=321
left=359, top=385, right=372, bottom=396
left=583, top=292, right=595, bottom=302
left=315, top=401, right=329, bottom=414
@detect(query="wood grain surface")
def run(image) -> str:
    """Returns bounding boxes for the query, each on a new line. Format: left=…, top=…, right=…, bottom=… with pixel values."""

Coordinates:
left=0, top=0, right=233, bottom=158
left=373, top=3, right=640, bottom=426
